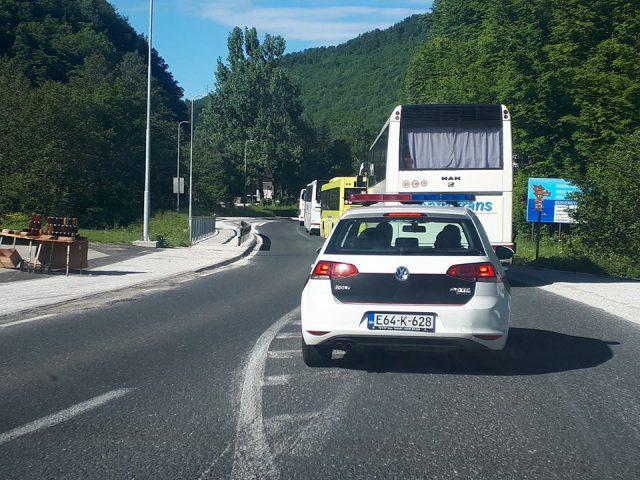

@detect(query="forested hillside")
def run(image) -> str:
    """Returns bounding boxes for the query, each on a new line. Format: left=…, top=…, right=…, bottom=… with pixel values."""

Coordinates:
left=0, top=0, right=185, bottom=226
left=406, top=0, right=640, bottom=274
left=282, top=14, right=429, bottom=163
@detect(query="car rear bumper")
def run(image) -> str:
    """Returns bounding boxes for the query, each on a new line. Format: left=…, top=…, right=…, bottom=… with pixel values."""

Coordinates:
left=301, top=281, right=510, bottom=351
left=314, top=335, right=492, bottom=351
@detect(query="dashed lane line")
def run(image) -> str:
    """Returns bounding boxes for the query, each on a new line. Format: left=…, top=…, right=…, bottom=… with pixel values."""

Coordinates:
left=0, top=388, right=133, bottom=446
left=0, top=314, right=57, bottom=329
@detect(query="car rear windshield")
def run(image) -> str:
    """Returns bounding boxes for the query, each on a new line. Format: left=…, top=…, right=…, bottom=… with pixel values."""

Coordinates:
left=324, top=216, right=485, bottom=256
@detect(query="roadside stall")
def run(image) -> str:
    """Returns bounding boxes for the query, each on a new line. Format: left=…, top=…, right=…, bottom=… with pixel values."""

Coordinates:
left=0, top=215, right=88, bottom=275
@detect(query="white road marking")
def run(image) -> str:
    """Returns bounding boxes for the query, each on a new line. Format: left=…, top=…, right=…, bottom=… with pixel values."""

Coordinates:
left=267, top=350, right=300, bottom=359
left=0, top=388, right=133, bottom=446
left=275, top=332, right=300, bottom=339
left=263, top=375, right=292, bottom=386
left=231, top=307, right=299, bottom=480
left=0, top=314, right=57, bottom=329
left=197, top=443, right=233, bottom=480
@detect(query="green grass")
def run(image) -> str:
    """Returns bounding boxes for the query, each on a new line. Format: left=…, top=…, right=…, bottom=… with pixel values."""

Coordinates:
left=81, top=211, right=190, bottom=247
left=514, top=234, right=640, bottom=279
left=1, top=211, right=191, bottom=247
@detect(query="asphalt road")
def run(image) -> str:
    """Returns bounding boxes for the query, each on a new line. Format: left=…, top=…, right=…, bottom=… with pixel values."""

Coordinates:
left=1, top=220, right=639, bottom=479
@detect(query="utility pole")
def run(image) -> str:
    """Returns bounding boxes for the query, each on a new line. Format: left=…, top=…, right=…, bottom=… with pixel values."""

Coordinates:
left=176, top=120, right=189, bottom=212
left=135, top=0, right=156, bottom=247
left=189, top=99, right=194, bottom=239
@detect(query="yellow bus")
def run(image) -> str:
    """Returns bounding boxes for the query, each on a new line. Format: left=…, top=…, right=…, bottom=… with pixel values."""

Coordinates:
left=320, top=176, right=367, bottom=238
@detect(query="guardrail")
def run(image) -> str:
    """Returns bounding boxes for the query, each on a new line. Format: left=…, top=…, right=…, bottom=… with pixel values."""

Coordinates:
left=190, top=216, right=216, bottom=244
left=237, top=221, right=252, bottom=246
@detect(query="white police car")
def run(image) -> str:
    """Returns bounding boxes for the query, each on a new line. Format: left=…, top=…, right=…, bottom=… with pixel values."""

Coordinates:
left=300, top=202, right=513, bottom=367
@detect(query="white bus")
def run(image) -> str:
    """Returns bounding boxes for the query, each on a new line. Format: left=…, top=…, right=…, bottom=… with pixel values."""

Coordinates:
left=303, top=180, right=326, bottom=234
left=367, top=104, right=514, bottom=250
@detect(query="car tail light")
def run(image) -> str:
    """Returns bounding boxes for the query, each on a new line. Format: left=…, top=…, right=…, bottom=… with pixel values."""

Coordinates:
left=311, top=261, right=359, bottom=279
left=446, top=262, right=498, bottom=282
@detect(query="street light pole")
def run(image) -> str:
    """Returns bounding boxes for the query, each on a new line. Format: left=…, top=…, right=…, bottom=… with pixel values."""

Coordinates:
left=189, top=99, right=194, bottom=239
left=243, top=139, right=254, bottom=206
left=142, top=0, right=154, bottom=242
left=176, top=120, right=189, bottom=212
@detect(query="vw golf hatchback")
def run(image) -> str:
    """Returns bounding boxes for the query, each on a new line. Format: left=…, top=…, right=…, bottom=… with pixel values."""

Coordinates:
left=300, top=204, right=512, bottom=367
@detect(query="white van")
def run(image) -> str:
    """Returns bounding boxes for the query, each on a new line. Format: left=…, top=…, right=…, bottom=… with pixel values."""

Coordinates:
left=303, top=180, right=326, bottom=234
left=298, top=188, right=305, bottom=225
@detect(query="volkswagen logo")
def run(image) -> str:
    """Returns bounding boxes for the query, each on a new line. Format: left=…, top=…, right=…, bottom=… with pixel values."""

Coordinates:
left=395, top=266, right=410, bottom=282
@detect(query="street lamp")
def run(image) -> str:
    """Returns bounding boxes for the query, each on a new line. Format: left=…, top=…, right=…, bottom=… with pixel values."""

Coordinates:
left=244, top=139, right=255, bottom=206
left=141, top=0, right=154, bottom=244
left=176, top=120, right=189, bottom=212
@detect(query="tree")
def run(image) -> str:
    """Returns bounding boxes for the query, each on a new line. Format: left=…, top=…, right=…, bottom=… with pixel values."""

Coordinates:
left=404, top=0, right=640, bottom=261
left=573, top=131, right=640, bottom=270
left=194, top=27, right=308, bottom=206
left=0, top=0, right=186, bottom=226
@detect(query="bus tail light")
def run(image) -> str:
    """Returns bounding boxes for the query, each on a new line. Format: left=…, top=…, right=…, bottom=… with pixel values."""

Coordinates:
left=311, top=261, right=359, bottom=279
left=446, top=263, right=498, bottom=282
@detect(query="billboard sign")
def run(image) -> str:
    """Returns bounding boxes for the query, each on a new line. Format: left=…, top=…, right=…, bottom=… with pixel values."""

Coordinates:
left=527, top=178, right=580, bottom=224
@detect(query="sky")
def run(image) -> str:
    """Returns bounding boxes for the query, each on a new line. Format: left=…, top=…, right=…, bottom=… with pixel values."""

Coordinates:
left=109, top=0, right=431, bottom=99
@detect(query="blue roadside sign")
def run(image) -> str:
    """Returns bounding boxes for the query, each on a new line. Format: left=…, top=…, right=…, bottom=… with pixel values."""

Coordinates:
left=526, top=178, right=580, bottom=224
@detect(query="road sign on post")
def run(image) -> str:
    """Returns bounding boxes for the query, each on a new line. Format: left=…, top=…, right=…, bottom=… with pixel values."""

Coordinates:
left=173, top=177, right=184, bottom=194
left=526, top=178, right=580, bottom=224
left=527, top=178, right=581, bottom=261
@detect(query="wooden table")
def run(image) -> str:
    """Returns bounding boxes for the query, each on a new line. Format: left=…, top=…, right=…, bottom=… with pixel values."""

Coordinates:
left=0, top=233, right=88, bottom=276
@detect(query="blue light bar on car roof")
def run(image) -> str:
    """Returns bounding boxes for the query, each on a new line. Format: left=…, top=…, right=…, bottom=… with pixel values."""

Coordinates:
left=408, top=193, right=476, bottom=202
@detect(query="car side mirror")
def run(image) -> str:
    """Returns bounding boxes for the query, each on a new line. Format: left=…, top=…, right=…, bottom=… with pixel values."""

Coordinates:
left=494, top=246, right=514, bottom=261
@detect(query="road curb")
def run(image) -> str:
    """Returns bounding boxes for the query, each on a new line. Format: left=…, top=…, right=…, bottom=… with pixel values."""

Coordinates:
left=0, top=233, right=260, bottom=325
left=195, top=233, right=258, bottom=273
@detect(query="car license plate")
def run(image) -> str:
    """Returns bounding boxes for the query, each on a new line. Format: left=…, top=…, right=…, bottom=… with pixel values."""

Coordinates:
left=367, top=312, right=436, bottom=332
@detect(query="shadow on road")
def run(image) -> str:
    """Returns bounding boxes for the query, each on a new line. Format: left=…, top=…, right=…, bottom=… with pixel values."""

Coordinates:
left=258, top=234, right=271, bottom=251
left=337, top=328, right=618, bottom=376
left=507, top=266, right=639, bottom=287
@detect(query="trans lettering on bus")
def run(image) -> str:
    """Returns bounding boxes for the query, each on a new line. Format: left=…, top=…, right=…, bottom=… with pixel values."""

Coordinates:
left=422, top=200, right=494, bottom=212
left=367, top=104, right=513, bottom=250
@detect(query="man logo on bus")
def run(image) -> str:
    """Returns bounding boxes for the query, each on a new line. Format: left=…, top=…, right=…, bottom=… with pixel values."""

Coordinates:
left=532, top=185, right=551, bottom=211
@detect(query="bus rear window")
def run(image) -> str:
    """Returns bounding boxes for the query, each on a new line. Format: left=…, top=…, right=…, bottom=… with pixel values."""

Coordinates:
left=325, top=217, right=485, bottom=256
left=344, top=188, right=366, bottom=204
left=401, top=127, right=503, bottom=170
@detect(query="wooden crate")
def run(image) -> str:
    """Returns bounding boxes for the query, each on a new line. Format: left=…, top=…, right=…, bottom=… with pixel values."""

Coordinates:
left=40, top=240, right=88, bottom=270
left=0, top=248, right=22, bottom=269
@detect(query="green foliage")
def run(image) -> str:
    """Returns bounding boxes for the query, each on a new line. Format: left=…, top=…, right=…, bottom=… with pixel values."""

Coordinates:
left=406, top=0, right=640, bottom=275
left=282, top=15, right=429, bottom=166
left=572, top=131, right=640, bottom=264
left=514, top=233, right=640, bottom=279
left=0, top=0, right=185, bottom=227
left=193, top=28, right=309, bottom=206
